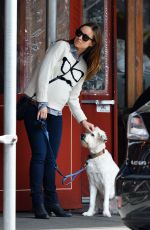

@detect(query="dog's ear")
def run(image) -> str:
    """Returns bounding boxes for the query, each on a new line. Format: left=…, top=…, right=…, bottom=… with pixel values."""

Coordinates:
left=103, top=133, right=108, bottom=142
left=98, top=130, right=108, bottom=142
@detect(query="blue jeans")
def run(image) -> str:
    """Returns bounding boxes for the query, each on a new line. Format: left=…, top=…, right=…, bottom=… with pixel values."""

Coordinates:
left=24, top=103, right=62, bottom=206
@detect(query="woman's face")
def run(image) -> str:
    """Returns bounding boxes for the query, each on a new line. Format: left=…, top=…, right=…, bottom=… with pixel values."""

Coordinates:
left=74, top=26, right=94, bottom=54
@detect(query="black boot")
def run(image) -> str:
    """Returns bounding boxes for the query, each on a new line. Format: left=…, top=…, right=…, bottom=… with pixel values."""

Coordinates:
left=33, top=203, right=50, bottom=219
left=46, top=203, right=72, bottom=217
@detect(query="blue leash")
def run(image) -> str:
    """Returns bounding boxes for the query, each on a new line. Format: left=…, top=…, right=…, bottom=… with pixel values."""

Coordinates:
left=37, top=120, right=86, bottom=185
left=62, top=165, right=87, bottom=185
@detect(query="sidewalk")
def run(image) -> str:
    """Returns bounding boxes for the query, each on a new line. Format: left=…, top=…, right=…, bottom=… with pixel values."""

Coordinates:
left=0, top=210, right=130, bottom=230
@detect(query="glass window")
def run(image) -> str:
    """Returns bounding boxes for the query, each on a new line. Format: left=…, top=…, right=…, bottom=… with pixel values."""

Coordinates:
left=143, top=0, right=150, bottom=90
left=117, top=0, right=150, bottom=108
left=17, top=0, right=46, bottom=93
left=56, top=0, right=70, bottom=40
left=117, top=0, right=126, bottom=109
left=82, top=0, right=105, bottom=93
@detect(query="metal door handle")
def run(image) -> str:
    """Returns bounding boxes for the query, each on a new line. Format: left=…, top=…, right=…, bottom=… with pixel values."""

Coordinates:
left=0, top=134, right=18, bottom=145
left=81, top=100, right=115, bottom=105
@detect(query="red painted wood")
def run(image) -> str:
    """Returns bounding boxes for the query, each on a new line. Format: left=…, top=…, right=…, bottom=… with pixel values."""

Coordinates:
left=81, top=104, right=114, bottom=197
left=69, top=0, right=83, bottom=39
left=80, top=0, right=118, bottom=197
left=112, top=0, right=118, bottom=163
left=0, top=0, right=118, bottom=211
left=56, top=107, right=82, bottom=209
left=15, top=106, right=82, bottom=211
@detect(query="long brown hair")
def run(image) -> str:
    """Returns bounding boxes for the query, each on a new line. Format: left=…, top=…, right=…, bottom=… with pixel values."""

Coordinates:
left=70, top=22, right=102, bottom=80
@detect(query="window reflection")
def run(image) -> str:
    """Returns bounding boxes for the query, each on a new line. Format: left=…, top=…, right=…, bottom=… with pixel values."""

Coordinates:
left=117, top=0, right=126, bottom=109
left=56, top=0, right=70, bottom=40
left=17, top=0, right=46, bottom=93
left=143, top=0, right=150, bottom=90
left=82, top=0, right=105, bottom=92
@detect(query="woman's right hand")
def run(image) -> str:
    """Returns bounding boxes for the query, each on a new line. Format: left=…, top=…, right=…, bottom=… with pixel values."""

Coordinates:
left=37, top=107, right=48, bottom=120
left=81, top=120, right=95, bottom=133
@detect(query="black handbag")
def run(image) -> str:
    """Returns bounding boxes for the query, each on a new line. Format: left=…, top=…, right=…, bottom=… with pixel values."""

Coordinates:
left=17, top=95, right=30, bottom=120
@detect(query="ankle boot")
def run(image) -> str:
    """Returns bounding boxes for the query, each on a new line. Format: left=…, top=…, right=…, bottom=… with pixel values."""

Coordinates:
left=46, top=203, right=72, bottom=217
left=33, top=203, right=50, bottom=219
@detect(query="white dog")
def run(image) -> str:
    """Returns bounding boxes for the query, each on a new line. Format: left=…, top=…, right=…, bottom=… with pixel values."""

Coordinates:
left=81, top=127, right=119, bottom=217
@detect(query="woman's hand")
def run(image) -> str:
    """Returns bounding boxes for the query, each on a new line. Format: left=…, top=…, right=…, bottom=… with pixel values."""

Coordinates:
left=37, top=107, right=48, bottom=120
left=81, top=120, right=95, bottom=133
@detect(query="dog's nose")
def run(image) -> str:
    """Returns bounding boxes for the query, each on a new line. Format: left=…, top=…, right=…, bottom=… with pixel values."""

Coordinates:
left=81, top=133, right=85, bottom=140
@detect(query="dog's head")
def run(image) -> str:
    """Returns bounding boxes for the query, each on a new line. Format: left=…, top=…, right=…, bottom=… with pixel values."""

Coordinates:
left=81, top=127, right=107, bottom=154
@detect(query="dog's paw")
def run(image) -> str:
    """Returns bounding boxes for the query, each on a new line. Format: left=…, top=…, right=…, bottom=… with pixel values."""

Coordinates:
left=103, top=210, right=111, bottom=218
left=82, top=211, right=95, bottom=216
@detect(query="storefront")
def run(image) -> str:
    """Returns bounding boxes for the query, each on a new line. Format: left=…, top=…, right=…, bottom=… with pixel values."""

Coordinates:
left=117, top=0, right=150, bottom=165
left=0, top=0, right=117, bottom=211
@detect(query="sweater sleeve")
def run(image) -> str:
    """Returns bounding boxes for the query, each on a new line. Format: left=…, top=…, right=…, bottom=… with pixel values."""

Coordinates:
left=36, top=41, right=67, bottom=102
left=68, top=77, right=87, bottom=123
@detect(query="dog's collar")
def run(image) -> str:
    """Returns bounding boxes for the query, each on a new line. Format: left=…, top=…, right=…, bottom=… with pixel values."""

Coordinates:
left=88, top=149, right=105, bottom=159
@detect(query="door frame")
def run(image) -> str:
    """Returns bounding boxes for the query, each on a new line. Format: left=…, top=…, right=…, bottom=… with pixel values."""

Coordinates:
left=70, top=0, right=118, bottom=199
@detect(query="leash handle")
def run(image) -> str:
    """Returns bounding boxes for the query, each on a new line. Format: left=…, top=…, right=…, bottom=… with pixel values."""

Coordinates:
left=62, top=166, right=86, bottom=185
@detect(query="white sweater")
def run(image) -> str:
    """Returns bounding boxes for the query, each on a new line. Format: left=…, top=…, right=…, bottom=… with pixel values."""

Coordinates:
left=24, top=40, right=87, bottom=122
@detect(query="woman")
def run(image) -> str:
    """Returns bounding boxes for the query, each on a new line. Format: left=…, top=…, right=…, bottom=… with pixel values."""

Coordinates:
left=23, top=22, right=102, bottom=219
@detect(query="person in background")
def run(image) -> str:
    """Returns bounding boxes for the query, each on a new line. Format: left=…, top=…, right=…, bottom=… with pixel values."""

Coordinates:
left=23, top=22, right=102, bottom=219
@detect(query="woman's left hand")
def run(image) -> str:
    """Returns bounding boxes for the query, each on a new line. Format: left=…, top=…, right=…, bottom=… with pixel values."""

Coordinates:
left=37, top=107, right=48, bottom=120
left=81, top=120, right=95, bottom=133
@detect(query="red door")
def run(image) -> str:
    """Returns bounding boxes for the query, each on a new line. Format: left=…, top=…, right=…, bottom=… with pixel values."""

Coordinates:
left=15, top=0, right=84, bottom=211
left=16, top=0, right=84, bottom=211
left=79, top=0, right=118, bottom=199
left=0, top=0, right=117, bottom=211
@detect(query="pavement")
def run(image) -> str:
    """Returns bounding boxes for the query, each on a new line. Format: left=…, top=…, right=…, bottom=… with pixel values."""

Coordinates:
left=0, top=208, right=130, bottom=230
